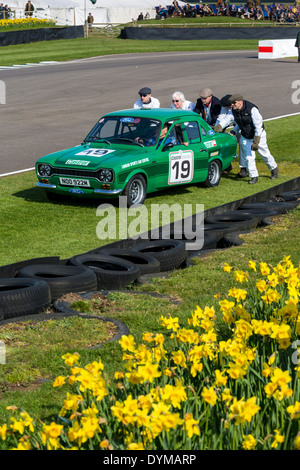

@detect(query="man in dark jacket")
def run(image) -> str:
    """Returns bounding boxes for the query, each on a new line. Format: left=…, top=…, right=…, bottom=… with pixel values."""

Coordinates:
left=295, top=30, right=300, bottom=62
left=229, top=94, right=278, bottom=184
left=194, top=88, right=221, bottom=126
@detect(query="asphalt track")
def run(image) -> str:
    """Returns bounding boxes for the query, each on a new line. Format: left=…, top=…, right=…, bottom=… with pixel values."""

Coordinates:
left=0, top=49, right=299, bottom=175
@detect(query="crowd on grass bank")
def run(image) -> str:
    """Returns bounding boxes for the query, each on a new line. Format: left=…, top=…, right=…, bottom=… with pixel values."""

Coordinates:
left=153, top=1, right=300, bottom=22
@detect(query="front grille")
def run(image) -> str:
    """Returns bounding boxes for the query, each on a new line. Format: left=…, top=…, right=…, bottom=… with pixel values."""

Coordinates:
left=52, top=168, right=99, bottom=179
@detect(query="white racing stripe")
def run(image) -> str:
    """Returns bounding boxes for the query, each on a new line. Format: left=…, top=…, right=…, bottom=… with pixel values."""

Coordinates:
left=0, top=112, right=299, bottom=179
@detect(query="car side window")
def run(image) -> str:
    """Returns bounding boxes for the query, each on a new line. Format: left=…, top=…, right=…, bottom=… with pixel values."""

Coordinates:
left=184, top=121, right=201, bottom=144
left=200, top=126, right=207, bottom=137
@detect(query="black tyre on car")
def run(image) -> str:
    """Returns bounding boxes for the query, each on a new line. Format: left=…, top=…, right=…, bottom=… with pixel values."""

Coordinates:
left=202, top=160, right=221, bottom=188
left=123, top=174, right=147, bottom=207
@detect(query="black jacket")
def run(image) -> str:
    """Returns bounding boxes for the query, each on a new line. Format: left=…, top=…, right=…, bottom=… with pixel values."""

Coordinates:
left=194, top=95, right=221, bottom=126
left=232, top=100, right=263, bottom=140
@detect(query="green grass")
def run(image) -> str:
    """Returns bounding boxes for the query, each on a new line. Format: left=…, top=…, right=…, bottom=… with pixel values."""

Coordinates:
left=0, top=208, right=299, bottom=422
left=0, top=36, right=259, bottom=66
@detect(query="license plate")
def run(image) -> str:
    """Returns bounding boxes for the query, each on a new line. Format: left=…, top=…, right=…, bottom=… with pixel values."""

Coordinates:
left=59, top=177, right=90, bottom=188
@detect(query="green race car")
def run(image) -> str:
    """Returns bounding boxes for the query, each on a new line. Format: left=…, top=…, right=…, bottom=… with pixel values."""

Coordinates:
left=36, top=108, right=237, bottom=206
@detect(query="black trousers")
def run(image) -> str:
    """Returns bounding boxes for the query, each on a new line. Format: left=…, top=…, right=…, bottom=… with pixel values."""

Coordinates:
left=298, top=47, right=300, bottom=62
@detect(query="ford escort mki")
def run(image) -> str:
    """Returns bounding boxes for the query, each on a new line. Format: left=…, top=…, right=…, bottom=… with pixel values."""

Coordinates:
left=35, top=108, right=237, bottom=207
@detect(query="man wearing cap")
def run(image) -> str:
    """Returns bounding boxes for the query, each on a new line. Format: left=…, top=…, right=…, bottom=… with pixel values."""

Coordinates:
left=133, top=87, right=160, bottom=109
left=229, top=94, right=278, bottom=184
left=194, top=88, right=221, bottom=126
left=214, top=95, right=247, bottom=178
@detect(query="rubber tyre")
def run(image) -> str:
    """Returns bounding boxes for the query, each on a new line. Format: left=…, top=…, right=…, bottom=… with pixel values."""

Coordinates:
left=68, top=254, right=140, bottom=290
left=16, top=264, right=98, bottom=301
left=240, top=201, right=298, bottom=215
left=205, top=211, right=259, bottom=231
left=0, top=278, right=51, bottom=320
left=131, top=239, right=188, bottom=272
left=92, top=248, right=161, bottom=275
left=164, top=227, right=217, bottom=252
left=123, top=174, right=147, bottom=207
left=237, top=207, right=278, bottom=220
left=203, top=222, right=236, bottom=242
left=218, top=232, right=245, bottom=248
left=202, top=160, right=221, bottom=188
left=276, top=191, right=300, bottom=202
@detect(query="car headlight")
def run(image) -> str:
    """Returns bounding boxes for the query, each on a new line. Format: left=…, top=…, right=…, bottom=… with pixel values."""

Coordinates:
left=98, top=169, right=114, bottom=182
left=38, top=164, right=52, bottom=177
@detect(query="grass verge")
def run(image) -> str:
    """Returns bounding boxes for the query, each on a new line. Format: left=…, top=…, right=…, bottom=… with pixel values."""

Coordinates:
left=0, top=207, right=299, bottom=423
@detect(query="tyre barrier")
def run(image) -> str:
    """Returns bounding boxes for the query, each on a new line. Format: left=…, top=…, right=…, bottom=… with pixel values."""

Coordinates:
left=239, top=201, right=299, bottom=215
left=16, top=264, right=98, bottom=302
left=204, top=211, right=260, bottom=232
left=0, top=182, right=299, bottom=321
left=90, top=248, right=161, bottom=276
left=275, top=190, right=300, bottom=202
left=0, top=278, right=51, bottom=320
left=68, top=254, right=141, bottom=290
left=130, top=239, right=188, bottom=272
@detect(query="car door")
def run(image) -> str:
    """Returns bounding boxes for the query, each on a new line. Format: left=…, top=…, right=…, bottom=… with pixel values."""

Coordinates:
left=181, top=120, right=211, bottom=183
left=149, top=122, right=195, bottom=191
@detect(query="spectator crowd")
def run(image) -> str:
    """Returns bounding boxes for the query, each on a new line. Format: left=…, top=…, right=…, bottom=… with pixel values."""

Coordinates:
left=0, top=3, right=12, bottom=19
left=155, top=1, right=300, bottom=23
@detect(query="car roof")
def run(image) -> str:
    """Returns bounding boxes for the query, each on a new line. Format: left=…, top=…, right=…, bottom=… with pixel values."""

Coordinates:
left=104, top=108, right=198, bottom=120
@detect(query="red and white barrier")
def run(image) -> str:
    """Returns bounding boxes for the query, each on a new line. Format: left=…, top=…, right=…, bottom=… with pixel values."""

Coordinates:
left=258, top=39, right=298, bottom=59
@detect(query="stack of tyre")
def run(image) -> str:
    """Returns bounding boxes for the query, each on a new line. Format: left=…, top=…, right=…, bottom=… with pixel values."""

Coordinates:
left=0, top=189, right=299, bottom=321
left=0, top=240, right=189, bottom=321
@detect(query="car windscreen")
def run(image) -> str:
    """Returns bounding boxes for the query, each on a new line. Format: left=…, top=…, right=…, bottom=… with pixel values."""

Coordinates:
left=85, top=116, right=162, bottom=147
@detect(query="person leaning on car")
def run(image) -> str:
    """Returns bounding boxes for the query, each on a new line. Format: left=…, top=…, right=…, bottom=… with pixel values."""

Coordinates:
left=133, top=87, right=160, bottom=109
left=194, top=88, right=221, bottom=126
left=229, top=94, right=279, bottom=184
left=214, top=94, right=247, bottom=178
left=170, top=91, right=195, bottom=111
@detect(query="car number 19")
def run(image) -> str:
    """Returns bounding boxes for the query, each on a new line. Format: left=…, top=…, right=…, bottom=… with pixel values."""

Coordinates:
left=168, top=150, right=194, bottom=185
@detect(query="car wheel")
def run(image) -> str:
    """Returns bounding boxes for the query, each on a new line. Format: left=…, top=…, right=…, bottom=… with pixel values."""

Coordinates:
left=16, top=264, right=98, bottom=302
left=0, top=278, right=51, bottom=320
left=123, top=174, right=147, bottom=207
left=203, top=160, right=221, bottom=188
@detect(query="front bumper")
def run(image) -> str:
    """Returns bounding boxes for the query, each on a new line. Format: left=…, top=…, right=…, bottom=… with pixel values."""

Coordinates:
left=36, top=182, right=123, bottom=196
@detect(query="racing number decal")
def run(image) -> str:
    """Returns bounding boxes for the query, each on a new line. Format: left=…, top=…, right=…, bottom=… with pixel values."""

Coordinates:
left=168, top=150, right=194, bottom=185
